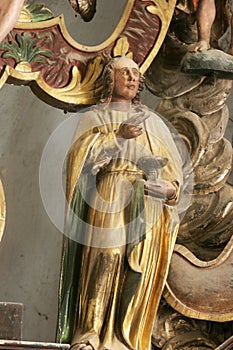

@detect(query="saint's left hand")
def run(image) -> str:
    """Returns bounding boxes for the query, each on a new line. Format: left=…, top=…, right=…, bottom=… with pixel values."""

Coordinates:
left=144, top=179, right=176, bottom=201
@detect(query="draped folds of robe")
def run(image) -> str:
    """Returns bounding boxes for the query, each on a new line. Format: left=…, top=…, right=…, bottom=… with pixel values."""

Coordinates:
left=56, top=104, right=183, bottom=350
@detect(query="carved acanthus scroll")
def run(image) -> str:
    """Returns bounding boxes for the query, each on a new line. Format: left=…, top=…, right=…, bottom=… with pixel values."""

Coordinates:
left=145, top=4, right=233, bottom=346
left=0, top=0, right=176, bottom=110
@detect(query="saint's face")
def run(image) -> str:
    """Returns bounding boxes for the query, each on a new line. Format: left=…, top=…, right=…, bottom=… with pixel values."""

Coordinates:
left=112, top=57, right=140, bottom=103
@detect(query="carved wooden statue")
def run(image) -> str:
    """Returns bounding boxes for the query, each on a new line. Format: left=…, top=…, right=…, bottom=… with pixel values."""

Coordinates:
left=57, top=56, right=183, bottom=350
left=0, top=0, right=232, bottom=348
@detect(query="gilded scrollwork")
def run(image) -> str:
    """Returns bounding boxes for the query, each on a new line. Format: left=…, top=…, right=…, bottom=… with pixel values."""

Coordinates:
left=0, top=0, right=177, bottom=109
left=152, top=299, right=218, bottom=349
left=113, top=37, right=133, bottom=59
left=143, top=0, right=177, bottom=23
left=145, top=2, right=233, bottom=346
left=164, top=237, right=233, bottom=322
left=178, top=184, right=233, bottom=253
left=68, top=0, right=96, bottom=22
left=36, top=57, right=104, bottom=105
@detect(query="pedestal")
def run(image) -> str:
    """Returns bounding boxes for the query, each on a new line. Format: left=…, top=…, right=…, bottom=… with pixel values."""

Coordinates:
left=0, top=340, right=70, bottom=350
left=0, top=303, right=23, bottom=340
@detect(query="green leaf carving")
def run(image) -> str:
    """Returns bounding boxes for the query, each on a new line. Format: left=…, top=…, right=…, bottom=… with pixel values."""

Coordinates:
left=24, top=3, right=53, bottom=22
left=0, top=33, right=52, bottom=64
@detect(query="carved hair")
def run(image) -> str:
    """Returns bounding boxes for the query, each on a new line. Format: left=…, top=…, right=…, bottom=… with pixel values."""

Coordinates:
left=100, top=57, right=144, bottom=104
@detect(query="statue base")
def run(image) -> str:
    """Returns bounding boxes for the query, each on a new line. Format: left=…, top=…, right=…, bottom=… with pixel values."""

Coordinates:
left=181, top=49, right=233, bottom=79
left=0, top=302, right=23, bottom=340
left=0, top=340, right=70, bottom=350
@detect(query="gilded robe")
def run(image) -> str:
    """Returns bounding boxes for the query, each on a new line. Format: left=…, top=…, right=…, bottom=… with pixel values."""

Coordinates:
left=57, top=104, right=183, bottom=350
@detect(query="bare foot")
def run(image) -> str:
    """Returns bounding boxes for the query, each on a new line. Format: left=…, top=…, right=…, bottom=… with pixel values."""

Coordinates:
left=188, top=40, right=210, bottom=52
left=71, top=343, right=94, bottom=350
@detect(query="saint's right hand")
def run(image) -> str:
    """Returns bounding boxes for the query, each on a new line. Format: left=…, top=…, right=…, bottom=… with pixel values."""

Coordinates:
left=115, top=122, right=143, bottom=139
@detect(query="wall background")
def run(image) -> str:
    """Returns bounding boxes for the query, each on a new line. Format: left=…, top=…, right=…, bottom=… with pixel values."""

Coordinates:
left=0, top=0, right=232, bottom=343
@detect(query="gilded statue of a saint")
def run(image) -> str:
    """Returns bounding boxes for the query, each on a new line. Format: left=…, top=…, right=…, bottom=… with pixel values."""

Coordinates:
left=57, top=57, right=183, bottom=350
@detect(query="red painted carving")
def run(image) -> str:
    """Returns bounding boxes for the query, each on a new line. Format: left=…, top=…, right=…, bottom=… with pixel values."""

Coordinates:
left=0, top=0, right=161, bottom=88
left=122, top=1, right=160, bottom=66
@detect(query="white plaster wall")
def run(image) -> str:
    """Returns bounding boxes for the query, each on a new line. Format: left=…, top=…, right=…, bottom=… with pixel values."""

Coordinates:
left=0, top=0, right=232, bottom=344
left=0, top=84, right=69, bottom=341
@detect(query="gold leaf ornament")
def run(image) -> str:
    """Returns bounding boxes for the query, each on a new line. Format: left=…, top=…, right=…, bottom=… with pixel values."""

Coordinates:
left=68, top=0, right=96, bottom=22
left=143, top=0, right=175, bottom=24
left=113, top=37, right=133, bottom=58
left=146, top=5, right=158, bottom=15
left=37, top=56, right=104, bottom=104
left=18, top=3, right=53, bottom=23
left=80, top=56, right=103, bottom=92
left=0, top=0, right=177, bottom=108
left=18, top=8, right=32, bottom=23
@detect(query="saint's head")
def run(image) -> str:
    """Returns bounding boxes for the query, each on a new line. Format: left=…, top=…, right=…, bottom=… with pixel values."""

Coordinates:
left=100, top=56, right=144, bottom=104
